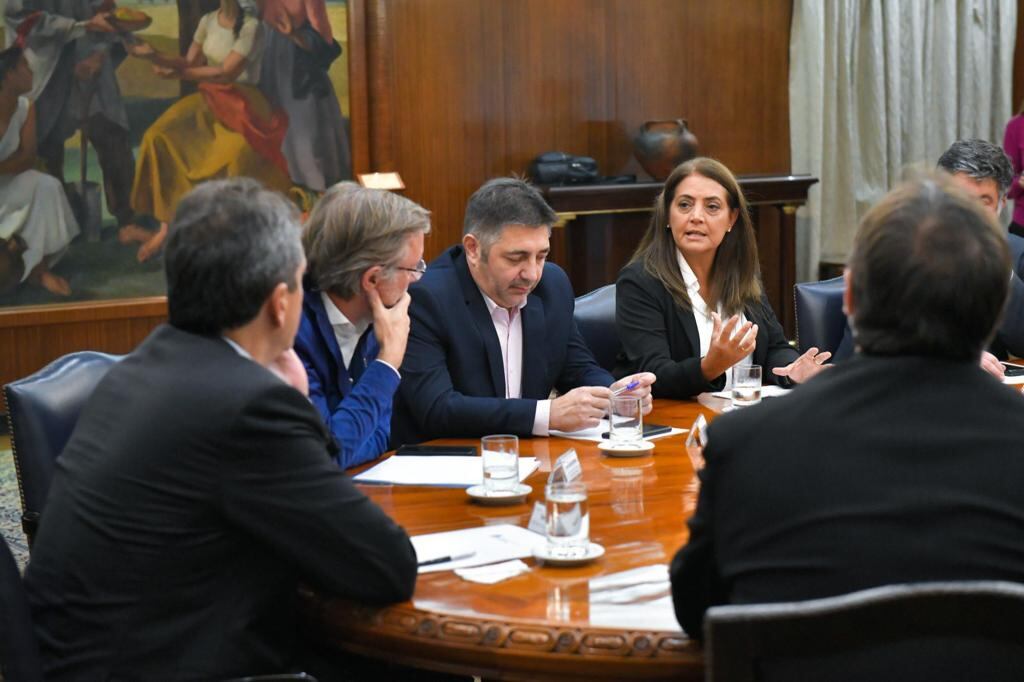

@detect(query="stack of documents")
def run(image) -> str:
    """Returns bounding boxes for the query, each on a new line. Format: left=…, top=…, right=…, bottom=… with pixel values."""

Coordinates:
left=354, top=456, right=539, bottom=487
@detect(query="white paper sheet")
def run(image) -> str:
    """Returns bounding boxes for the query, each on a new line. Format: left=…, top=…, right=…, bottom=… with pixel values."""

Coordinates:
left=455, top=559, right=531, bottom=584
left=353, top=456, right=538, bottom=487
left=413, top=524, right=547, bottom=573
left=550, top=419, right=686, bottom=443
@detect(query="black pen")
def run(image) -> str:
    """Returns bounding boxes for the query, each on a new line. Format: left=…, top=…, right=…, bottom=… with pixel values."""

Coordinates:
left=418, top=551, right=475, bottom=567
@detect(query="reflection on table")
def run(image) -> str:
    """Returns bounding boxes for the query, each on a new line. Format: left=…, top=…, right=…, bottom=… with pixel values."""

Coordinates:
left=301, top=399, right=723, bottom=681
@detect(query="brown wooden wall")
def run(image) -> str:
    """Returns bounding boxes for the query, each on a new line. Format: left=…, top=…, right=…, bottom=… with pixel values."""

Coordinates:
left=1, top=0, right=796, bottom=388
left=351, top=0, right=794, bottom=260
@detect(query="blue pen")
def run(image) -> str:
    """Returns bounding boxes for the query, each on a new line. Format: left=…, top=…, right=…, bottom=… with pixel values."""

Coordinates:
left=611, top=379, right=640, bottom=396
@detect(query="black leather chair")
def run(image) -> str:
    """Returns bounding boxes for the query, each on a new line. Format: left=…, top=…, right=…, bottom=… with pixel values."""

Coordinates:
left=574, top=284, right=619, bottom=371
left=3, top=351, right=121, bottom=547
left=704, top=581, right=1024, bottom=682
left=793, top=276, right=846, bottom=355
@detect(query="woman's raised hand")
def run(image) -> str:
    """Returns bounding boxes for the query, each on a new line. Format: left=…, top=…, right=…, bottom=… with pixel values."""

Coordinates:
left=700, top=312, right=758, bottom=381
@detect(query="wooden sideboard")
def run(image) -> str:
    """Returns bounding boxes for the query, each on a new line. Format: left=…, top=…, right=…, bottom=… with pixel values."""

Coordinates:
left=543, top=175, right=818, bottom=338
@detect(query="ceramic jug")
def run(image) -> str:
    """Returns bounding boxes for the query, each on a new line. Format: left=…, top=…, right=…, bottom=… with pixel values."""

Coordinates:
left=632, top=119, right=700, bottom=181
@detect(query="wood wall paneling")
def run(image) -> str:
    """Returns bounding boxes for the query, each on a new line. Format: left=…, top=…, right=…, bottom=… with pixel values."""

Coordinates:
left=0, top=300, right=167, bottom=388
left=354, top=0, right=794, bottom=264
left=4, top=0, right=795, bottom=388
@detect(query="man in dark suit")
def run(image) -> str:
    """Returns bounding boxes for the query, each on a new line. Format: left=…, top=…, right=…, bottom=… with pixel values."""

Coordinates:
left=24, top=179, right=418, bottom=680
left=672, top=175, right=1024, bottom=664
left=835, top=138, right=1024, bottom=376
left=391, top=178, right=655, bottom=446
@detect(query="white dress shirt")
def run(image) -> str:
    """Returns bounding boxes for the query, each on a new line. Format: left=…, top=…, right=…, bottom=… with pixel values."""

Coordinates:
left=677, top=250, right=752, bottom=388
left=321, top=292, right=400, bottom=379
left=479, top=289, right=550, bottom=436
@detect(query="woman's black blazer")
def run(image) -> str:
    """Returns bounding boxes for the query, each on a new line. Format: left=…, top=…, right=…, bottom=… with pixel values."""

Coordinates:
left=613, top=260, right=798, bottom=399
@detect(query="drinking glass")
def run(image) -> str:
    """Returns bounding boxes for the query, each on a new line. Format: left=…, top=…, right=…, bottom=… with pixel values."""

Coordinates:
left=481, top=434, right=519, bottom=494
left=609, top=396, right=643, bottom=443
left=731, top=364, right=762, bottom=408
left=545, top=480, right=589, bottom=558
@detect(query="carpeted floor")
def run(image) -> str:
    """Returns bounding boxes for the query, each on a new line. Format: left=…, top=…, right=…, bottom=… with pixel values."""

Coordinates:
left=1, top=443, right=29, bottom=572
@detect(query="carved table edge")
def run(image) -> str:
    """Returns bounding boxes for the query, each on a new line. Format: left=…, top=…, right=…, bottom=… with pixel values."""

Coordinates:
left=301, top=593, right=699, bottom=662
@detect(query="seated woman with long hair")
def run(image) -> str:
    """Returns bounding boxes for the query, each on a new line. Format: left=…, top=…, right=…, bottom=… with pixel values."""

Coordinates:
left=614, top=157, right=829, bottom=398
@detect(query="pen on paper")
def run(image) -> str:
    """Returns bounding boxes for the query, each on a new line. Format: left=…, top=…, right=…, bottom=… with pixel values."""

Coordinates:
left=418, top=551, right=476, bottom=567
left=611, top=380, right=640, bottom=397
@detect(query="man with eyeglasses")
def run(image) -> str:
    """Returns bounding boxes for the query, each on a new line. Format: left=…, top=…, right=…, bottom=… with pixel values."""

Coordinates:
left=295, top=182, right=431, bottom=468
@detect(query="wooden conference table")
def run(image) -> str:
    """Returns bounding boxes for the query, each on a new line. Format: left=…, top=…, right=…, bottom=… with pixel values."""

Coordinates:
left=301, top=397, right=728, bottom=681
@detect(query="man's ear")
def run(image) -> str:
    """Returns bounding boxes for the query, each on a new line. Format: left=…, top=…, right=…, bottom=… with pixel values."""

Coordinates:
left=360, top=264, right=384, bottom=294
left=842, top=268, right=855, bottom=318
left=268, top=282, right=290, bottom=327
left=463, top=233, right=480, bottom=266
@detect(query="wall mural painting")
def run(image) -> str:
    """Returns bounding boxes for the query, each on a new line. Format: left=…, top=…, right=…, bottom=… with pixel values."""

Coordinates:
left=0, top=0, right=350, bottom=306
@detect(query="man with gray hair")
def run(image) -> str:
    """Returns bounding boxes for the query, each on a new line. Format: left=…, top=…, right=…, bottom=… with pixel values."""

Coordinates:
left=391, top=177, right=654, bottom=445
left=295, top=182, right=431, bottom=468
left=24, top=179, right=417, bottom=679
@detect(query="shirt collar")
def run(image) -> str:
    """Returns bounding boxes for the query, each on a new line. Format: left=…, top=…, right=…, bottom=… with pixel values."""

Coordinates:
left=676, top=250, right=701, bottom=292
left=478, top=287, right=528, bottom=316
left=221, top=336, right=254, bottom=360
left=321, top=291, right=371, bottom=336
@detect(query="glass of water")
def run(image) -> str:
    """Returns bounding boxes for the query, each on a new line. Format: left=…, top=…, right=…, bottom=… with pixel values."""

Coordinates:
left=545, top=480, right=589, bottom=558
left=731, top=364, right=762, bottom=408
left=481, top=434, right=519, bottom=494
left=609, top=396, right=643, bottom=443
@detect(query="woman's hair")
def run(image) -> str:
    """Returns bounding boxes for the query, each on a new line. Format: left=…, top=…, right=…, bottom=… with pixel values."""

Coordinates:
left=0, top=46, right=24, bottom=91
left=230, top=0, right=257, bottom=38
left=628, top=157, right=762, bottom=316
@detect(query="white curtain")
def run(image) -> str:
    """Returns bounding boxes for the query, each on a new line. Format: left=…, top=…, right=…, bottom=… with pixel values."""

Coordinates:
left=790, top=0, right=1017, bottom=282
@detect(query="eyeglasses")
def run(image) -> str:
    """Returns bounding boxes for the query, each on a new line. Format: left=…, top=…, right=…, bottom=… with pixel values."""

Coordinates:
left=391, top=259, right=427, bottom=281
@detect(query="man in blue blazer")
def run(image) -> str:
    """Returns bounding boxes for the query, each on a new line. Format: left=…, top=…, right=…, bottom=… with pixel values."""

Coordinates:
left=391, top=178, right=654, bottom=446
left=295, top=183, right=431, bottom=468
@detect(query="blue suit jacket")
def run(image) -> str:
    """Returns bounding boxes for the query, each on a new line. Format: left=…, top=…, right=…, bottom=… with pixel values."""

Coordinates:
left=294, top=281, right=400, bottom=468
left=391, top=245, right=614, bottom=446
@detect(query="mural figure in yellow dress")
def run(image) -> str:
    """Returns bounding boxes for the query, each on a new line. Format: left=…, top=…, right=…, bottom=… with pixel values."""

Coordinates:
left=125, top=0, right=291, bottom=262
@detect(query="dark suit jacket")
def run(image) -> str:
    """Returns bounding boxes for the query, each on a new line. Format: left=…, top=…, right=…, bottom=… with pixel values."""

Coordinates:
left=24, top=324, right=417, bottom=681
left=672, top=353, right=1024, bottom=644
left=391, top=245, right=613, bottom=445
left=614, top=260, right=798, bottom=398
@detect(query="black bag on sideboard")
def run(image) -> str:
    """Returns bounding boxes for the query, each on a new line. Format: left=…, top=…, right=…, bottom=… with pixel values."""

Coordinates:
left=528, top=151, right=599, bottom=185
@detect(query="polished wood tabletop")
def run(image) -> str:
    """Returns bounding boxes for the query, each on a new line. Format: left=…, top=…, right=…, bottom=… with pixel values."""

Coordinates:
left=302, top=397, right=730, bottom=681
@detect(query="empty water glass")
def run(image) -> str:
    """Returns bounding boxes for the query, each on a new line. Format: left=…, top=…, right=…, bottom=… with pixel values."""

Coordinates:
left=481, top=434, right=519, bottom=494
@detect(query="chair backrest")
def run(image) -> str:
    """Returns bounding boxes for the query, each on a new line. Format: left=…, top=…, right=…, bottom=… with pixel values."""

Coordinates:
left=3, top=351, right=121, bottom=546
left=574, top=284, right=619, bottom=371
left=0, top=535, right=42, bottom=681
left=793, top=276, right=846, bottom=355
left=705, top=581, right=1024, bottom=682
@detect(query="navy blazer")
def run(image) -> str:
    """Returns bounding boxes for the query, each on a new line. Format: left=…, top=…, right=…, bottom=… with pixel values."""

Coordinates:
left=391, top=245, right=613, bottom=446
left=614, top=260, right=798, bottom=399
left=293, top=280, right=400, bottom=468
